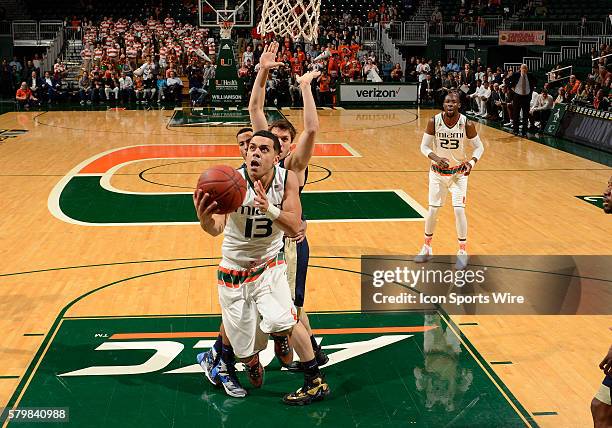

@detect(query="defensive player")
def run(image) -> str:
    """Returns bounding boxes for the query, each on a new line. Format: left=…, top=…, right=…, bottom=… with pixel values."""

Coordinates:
left=603, top=176, right=611, bottom=214
left=194, top=130, right=330, bottom=405
left=415, top=92, right=484, bottom=269
left=248, top=41, right=328, bottom=370
left=236, top=127, right=253, bottom=161
left=591, top=341, right=612, bottom=427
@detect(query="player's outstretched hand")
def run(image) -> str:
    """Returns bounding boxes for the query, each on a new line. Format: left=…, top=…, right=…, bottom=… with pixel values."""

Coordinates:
left=193, top=189, right=219, bottom=223
left=253, top=180, right=270, bottom=212
left=600, top=345, right=612, bottom=376
left=296, top=70, right=321, bottom=86
left=260, top=41, right=284, bottom=70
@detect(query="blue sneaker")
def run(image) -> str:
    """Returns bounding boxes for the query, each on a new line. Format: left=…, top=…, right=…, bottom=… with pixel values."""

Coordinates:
left=216, top=360, right=247, bottom=398
left=197, top=350, right=219, bottom=386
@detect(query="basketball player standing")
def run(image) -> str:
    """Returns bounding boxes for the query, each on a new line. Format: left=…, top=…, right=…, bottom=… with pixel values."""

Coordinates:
left=415, top=92, right=485, bottom=269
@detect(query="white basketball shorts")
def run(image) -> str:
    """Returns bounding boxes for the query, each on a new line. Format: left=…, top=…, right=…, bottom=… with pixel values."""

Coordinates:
left=217, top=254, right=298, bottom=359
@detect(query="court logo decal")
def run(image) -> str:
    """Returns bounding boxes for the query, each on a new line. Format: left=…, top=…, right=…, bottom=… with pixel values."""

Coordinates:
left=169, top=107, right=285, bottom=127
left=0, top=129, right=28, bottom=142
left=4, top=312, right=536, bottom=427
left=576, top=195, right=604, bottom=210
left=48, top=144, right=426, bottom=226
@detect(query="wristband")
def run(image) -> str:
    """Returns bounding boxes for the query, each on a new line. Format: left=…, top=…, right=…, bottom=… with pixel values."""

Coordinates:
left=468, top=159, right=476, bottom=168
left=266, top=204, right=281, bottom=220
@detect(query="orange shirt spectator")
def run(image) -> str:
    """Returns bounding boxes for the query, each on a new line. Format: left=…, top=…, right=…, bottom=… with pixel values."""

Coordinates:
left=281, top=46, right=293, bottom=60
left=328, top=56, right=339, bottom=78
left=340, top=58, right=349, bottom=76
left=250, top=27, right=262, bottom=41
left=565, top=75, right=581, bottom=95
left=319, top=73, right=331, bottom=92
left=290, top=56, right=303, bottom=75
left=16, top=87, right=32, bottom=100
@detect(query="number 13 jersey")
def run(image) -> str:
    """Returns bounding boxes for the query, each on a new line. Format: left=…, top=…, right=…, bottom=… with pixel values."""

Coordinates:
left=221, top=166, right=287, bottom=269
left=433, top=113, right=468, bottom=168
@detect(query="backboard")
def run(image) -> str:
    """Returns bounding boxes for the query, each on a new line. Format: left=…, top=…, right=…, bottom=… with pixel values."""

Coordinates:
left=199, top=0, right=254, bottom=27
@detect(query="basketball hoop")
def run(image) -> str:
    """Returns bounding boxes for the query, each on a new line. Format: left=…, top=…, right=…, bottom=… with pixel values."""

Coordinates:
left=257, top=0, right=320, bottom=42
left=219, top=20, right=234, bottom=39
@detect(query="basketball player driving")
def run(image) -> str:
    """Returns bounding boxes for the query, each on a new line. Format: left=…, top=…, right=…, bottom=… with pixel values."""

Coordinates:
left=194, top=130, right=330, bottom=405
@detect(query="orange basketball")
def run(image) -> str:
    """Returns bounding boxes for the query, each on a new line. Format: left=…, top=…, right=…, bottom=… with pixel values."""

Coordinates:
left=197, top=165, right=247, bottom=214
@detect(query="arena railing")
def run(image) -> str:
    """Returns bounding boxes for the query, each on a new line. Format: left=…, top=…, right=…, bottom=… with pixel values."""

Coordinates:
left=359, top=26, right=380, bottom=45
left=41, top=29, right=64, bottom=73
left=560, top=45, right=579, bottom=61
left=579, top=38, right=600, bottom=56
left=39, top=21, right=64, bottom=41
left=501, top=20, right=606, bottom=39
left=12, top=20, right=63, bottom=46
left=382, top=21, right=428, bottom=45
left=401, top=22, right=428, bottom=45
left=425, top=18, right=608, bottom=40
left=523, top=57, right=543, bottom=72
left=547, top=65, right=573, bottom=84
left=0, top=21, right=10, bottom=35
left=503, top=63, right=523, bottom=72
left=543, top=51, right=562, bottom=66
left=12, top=20, right=38, bottom=45
left=380, top=26, right=406, bottom=72
left=592, top=53, right=612, bottom=66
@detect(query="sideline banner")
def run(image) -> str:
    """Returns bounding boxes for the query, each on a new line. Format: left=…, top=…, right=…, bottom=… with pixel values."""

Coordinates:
left=499, top=30, right=546, bottom=46
left=338, top=83, right=418, bottom=105
left=559, top=105, right=612, bottom=154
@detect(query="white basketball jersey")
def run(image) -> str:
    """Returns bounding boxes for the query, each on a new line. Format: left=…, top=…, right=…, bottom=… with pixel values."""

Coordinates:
left=433, top=113, right=468, bottom=167
left=221, top=166, right=287, bottom=269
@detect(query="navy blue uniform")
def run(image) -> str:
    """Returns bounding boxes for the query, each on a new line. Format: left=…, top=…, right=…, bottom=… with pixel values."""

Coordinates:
left=280, top=158, right=309, bottom=308
left=604, top=375, right=612, bottom=401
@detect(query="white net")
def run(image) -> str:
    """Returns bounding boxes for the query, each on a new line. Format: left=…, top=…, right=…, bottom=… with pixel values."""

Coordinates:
left=257, top=0, right=320, bottom=42
left=219, top=21, right=234, bottom=39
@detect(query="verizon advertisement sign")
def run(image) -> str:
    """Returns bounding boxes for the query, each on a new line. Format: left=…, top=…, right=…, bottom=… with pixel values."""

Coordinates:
left=339, top=84, right=418, bottom=104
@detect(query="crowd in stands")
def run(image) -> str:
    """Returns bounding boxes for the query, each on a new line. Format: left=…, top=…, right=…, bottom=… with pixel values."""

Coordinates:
left=236, top=39, right=405, bottom=107
left=3, top=55, right=69, bottom=109
left=429, top=0, right=512, bottom=33
left=73, top=15, right=218, bottom=106
left=3, top=1, right=611, bottom=117
left=410, top=43, right=610, bottom=133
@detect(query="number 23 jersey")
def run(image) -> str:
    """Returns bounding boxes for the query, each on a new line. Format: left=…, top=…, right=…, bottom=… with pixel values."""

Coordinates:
left=221, top=166, right=287, bottom=269
left=433, top=113, right=468, bottom=167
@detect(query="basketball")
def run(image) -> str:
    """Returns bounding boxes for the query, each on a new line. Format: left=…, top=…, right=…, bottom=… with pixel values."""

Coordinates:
left=197, top=165, right=247, bottom=214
